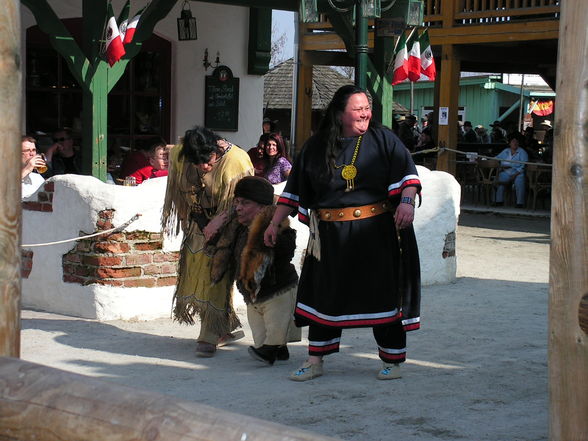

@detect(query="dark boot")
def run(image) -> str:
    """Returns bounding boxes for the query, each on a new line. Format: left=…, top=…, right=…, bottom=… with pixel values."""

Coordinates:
left=276, top=345, right=289, bottom=361
left=248, top=345, right=279, bottom=365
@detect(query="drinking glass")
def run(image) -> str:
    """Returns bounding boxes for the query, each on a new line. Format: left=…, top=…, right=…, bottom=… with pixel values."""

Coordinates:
left=36, top=153, right=48, bottom=174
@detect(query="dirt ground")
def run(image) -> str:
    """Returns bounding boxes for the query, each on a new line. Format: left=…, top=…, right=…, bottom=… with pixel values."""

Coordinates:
left=20, top=211, right=550, bottom=441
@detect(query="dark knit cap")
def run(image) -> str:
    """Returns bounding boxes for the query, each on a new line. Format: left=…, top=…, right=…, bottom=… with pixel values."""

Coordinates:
left=234, top=176, right=274, bottom=206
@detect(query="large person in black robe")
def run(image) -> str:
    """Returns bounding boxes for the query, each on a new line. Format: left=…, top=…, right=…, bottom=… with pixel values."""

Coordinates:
left=264, top=85, right=422, bottom=381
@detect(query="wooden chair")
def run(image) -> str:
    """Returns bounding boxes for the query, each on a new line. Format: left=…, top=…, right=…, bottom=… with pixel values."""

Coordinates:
left=526, top=164, right=552, bottom=210
left=456, top=161, right=478, bottom=204
left=475, top=158, right=500, bottom=206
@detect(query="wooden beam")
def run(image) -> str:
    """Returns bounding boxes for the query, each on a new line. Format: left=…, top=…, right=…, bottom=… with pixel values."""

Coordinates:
left=434, top=44, right=460, bottom=175
left=301, top=31, right=375, bottom=52
left=324, top=9, right=354, bottom=53
left=548, top=0, right=588, bottom=438
left=305, top=51, right=353, bottom=66
left=0, top=357, right=341, bottom=441
left=194, top=0, right=298, bottom=10
left=429, top=20, right=559, bottom=44
left=0, top=0, right=21, bottom=359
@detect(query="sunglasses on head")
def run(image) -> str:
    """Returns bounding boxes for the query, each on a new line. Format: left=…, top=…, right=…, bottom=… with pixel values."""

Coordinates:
left=54, top=137, right=71, bottom=142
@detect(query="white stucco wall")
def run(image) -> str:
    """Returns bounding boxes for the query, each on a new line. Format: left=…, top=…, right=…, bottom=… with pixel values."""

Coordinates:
left=22, top=175, right=178, bottom=320
left=22, top=169, right=459, bottom=321
left=20, top=1, right=264, bottom=150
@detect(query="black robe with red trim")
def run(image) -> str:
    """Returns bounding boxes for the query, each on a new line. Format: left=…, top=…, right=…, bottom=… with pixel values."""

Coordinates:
left=278, top=126, right=422, bottom=332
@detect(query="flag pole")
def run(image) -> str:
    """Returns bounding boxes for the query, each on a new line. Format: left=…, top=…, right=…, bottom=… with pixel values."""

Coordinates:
left=518, top=73, right=525, bottom=132
left=410, top=81, right=414, bottom=115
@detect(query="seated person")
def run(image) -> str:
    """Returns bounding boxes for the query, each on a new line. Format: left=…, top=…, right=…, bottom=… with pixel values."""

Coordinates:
left=21, top=135, right=46, bottom=199
left=261, top=133, right=291, bottom=184
left=247, top=133, right=270, bottom=177
left=45, top=128, right=81, bottom=175
left=126, top=141, right=169, bottom=184
left=118, top=137, right=164, bottom=178
left=210, top=176, right=298, bottom=365
left=495, top=132, right=529, bottom=208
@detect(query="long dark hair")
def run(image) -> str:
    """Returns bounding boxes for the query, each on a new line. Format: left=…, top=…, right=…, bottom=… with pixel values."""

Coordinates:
left=314, top=85, right=374, bottom=176
left=263, top=132, right=290, bottom=164
left=180, top=126, right=221, bottom=164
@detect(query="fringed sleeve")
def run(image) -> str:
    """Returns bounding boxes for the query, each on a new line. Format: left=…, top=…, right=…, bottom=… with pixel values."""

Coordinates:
left=210, top=144, right=254, bottom=215
left=162, top=144, right=190, bottom=235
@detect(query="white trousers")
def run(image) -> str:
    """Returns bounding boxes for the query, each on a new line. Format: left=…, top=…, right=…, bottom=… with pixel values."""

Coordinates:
left=247, top=286, right=297, bottom=347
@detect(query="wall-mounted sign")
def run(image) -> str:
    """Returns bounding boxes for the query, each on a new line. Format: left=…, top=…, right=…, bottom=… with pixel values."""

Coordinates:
left=205, top=65, right=239, bottom=131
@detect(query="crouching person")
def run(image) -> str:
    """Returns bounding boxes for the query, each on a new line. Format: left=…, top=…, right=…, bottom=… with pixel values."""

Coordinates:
left=232, top=176, right=298, bottom=365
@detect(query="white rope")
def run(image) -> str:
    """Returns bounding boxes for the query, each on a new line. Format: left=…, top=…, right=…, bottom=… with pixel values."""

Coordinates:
left=21, top=213, right=142, bottom=248
left=411, top=146, right=552, bottom=168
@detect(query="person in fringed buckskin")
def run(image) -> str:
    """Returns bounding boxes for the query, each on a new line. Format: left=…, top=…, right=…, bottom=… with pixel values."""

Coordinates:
left=209, top=176, right=298, bottom=365
left=162, top=126, right=253, bottom=357
left=263, top=85, right=422, bottom=381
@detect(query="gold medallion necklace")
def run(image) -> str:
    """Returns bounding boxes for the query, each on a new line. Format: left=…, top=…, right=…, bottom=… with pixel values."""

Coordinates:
left=334, top=135, right=362, bottom=192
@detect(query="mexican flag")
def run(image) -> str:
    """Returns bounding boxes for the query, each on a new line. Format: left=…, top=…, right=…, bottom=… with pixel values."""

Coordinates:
left=420, top=29, right=436, bottom=81
left=391, top=32, right=408, bottom=85
left=123, top=7, right=145, bottom=45
left=117, top=0, right=130, bottom=42
left=104, top=3, right=125, bottom=66
left=407, top=32, right=421, bottom=82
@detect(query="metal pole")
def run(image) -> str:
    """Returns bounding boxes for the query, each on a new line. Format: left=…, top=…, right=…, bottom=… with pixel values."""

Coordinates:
left=410, top=81, right=415, bottom=114
left=290, top=12, right=300, bottom=157
left=354, top=2, right=368, bottom=89
left=518, top=73, right=525, bottom=132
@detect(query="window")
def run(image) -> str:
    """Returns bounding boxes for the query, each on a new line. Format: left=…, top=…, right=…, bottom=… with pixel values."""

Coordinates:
left=26, top=19, right=171, bottom=152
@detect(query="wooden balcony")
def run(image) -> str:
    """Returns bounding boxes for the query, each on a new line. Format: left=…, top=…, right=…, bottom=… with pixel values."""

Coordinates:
left=424, top=0, right=560, bottom=27
left=301, top=0, right=560, bottom=50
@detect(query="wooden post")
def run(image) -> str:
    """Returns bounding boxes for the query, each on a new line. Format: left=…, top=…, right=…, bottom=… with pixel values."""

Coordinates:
left=434, top=43, right=460, bottom=175
left=0, top=0, right=22, bottom=358
left=295, top=29, right=313, bottom=154
left=548, top=0, right=588, bottom=439
left=434, top=0, right=459, bottom=175
left=0, top=358, right=341, bottom=441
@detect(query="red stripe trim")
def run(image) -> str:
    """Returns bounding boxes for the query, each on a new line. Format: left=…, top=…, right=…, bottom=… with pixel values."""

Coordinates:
left=379, top=350, right=406, bottom=361
left=298, top=213, right=309, bottom=225
left=309, top=343, right=339, bottom=353
left=277, top=197, right=298, bottom=208
left=404, top=323, right=420, bottom=331
left=388, top=179, right=422, bottom=196
left=296, top=307, right=402, bottom=328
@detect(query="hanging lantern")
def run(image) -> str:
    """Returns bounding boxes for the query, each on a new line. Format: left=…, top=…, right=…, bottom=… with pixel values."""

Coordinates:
left=300, top=0, right=319, bottom=23
left=177, top=0, right=197, bottom=41
left=360, top=0, right=381, bottom=18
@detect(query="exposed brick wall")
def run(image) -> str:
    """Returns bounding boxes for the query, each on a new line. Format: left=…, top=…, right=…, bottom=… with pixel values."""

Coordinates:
left=21, top=249, right=34, bottom=279
left=62, top=209, right=179, bottom=288
left=22, top=181, right=54, bottom=212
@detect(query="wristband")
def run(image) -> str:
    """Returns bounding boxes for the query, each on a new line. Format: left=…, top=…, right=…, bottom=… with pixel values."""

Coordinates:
left=401, top=196, right=415, bottom=208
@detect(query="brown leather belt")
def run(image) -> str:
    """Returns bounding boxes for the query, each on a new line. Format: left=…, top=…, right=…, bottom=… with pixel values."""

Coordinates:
left=317, top=201, right=391, bottom=222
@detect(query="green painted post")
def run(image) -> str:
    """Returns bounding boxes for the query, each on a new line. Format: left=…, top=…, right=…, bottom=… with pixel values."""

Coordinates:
left=354, top=3, right=368, bottom=90
left=82, top=62, right=108, bottom=181
left=367, top=34, right=395, bottom=127
left=22, top=0, right=178, bottom=181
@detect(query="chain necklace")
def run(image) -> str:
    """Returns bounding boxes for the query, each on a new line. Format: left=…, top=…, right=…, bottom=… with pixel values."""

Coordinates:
left=334, top=135, right=362, bottom=192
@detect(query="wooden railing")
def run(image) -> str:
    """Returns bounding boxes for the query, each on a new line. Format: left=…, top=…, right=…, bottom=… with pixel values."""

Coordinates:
left=424, top=0, right=560, bottom=27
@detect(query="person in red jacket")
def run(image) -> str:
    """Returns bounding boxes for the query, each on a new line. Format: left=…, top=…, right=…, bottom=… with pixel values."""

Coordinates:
left=127, top=142, right=169, bottom=184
